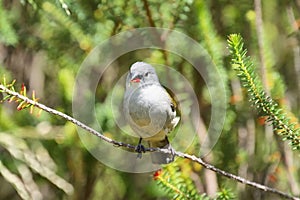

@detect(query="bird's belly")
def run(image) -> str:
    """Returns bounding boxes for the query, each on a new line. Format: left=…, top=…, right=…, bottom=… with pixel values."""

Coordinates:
left=125, top=84, right=174, bottom=140
left=128, top=94, right=169, bottom=139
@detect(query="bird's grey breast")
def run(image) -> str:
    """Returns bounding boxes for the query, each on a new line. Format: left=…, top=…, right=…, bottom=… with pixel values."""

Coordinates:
left=124, top=84, right=173, bottom=136
left=127, top=86, right=152, bottom=126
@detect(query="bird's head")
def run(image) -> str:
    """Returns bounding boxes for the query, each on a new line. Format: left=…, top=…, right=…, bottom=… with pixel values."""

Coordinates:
left=127, top=62, right=159, bottom=87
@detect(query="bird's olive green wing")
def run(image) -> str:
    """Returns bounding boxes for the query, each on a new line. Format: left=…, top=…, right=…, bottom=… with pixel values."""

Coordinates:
left=162, top=85, right=181, bottom=118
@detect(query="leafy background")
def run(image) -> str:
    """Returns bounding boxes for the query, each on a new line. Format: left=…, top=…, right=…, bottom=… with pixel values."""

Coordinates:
left=0, top=0, right=299, bottom=199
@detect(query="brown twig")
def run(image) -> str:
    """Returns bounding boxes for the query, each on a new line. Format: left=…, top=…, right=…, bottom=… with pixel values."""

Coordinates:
left=141, top=0, right=170, bottom=66
left=141, top=0, right=156, bottom=27
left=0, top=84, right=299, bottom=200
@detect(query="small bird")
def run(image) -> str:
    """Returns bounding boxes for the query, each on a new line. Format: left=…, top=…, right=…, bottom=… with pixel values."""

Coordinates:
left=123, top=62, right=180, bottom=164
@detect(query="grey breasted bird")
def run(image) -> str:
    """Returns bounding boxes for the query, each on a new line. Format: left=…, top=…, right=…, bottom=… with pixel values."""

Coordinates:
left=123, top=62, right=180, bottom=164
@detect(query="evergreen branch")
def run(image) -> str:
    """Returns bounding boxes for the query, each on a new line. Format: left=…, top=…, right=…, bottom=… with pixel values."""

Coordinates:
left=0, top=83, right=299, bottom=200
left=154, top=169, right=193, bottom=200
left=154, top=164, right=209, bottom=200
left=227, top=34, right=300, bottom=150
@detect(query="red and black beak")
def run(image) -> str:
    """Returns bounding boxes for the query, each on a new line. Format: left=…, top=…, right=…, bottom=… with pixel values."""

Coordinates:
left=130, top=74, right=142, bottom=83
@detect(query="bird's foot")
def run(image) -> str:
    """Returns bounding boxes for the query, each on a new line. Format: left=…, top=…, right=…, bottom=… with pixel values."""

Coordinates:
left=135, top=138, right=146, bottom=159
left=135, top=144, right=146, bottom=159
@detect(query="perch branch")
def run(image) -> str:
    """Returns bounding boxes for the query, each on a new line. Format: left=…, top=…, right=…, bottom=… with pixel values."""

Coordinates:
left=0, top=84, right=299, bottom=200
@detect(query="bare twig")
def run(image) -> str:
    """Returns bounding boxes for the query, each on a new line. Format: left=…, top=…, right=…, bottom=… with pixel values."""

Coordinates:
left=141, top=0, right=170, bottom=66
left=254, top=0, right=269, bottom=94
left=0, top=84, right=299, bottom=200
left=142, top=0, right=156, bottom=27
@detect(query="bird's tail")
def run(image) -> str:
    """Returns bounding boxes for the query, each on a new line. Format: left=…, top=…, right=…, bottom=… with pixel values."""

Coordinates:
left=149, top=137, right=174, bottom=164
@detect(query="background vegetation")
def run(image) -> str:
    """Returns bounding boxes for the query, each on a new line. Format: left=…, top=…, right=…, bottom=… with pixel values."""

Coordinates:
left=0, top=0, right=300, bottom=199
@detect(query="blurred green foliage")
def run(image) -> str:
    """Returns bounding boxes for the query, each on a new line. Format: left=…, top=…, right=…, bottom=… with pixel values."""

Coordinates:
left=0, top=0, right=300, bottom=199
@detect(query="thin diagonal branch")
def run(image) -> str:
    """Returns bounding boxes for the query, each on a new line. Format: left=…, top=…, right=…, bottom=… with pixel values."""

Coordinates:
left=142, top=0, right=156, bottom=27
left=0, top=84, right=299, bottom=200
left=140, top=0, right=170, bottom=66
left=176, top=151, right=299, bottom=200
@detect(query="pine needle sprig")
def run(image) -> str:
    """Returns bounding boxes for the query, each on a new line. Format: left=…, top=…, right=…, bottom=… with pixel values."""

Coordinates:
left=153, top=163, right=209, bottom=200
left=227, top=34, right=300, bottom=150
left=153, top=163, right=235, bottom=200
